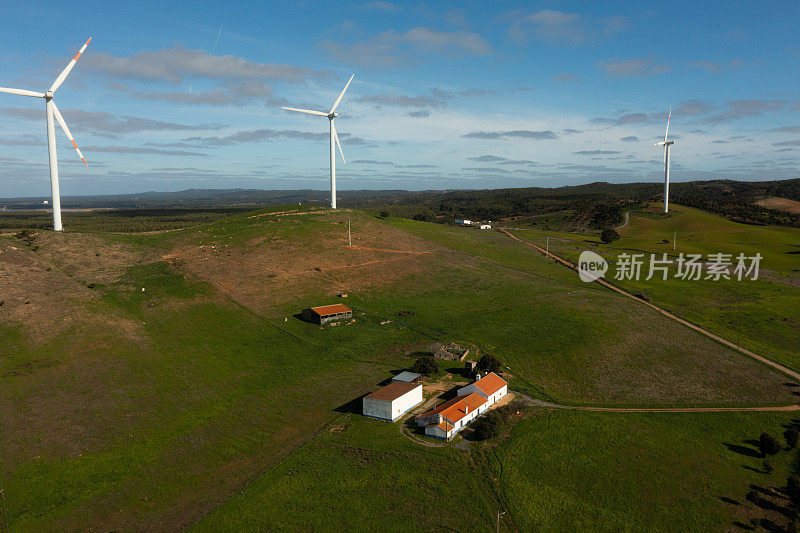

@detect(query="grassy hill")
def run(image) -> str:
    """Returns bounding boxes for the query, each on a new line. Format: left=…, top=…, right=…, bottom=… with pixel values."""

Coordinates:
left=507, top=203, right=800, bottom=370
left=1, top=205, right=799, bottom=530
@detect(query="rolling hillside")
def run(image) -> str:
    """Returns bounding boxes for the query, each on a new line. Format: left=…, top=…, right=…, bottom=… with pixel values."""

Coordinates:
left=1, top=206, right=799, bottom=531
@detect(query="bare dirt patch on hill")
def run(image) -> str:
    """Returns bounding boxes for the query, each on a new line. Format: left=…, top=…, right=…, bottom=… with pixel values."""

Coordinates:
left=32, top=231, right=157, bottom=285
left=756, top=197, right=800, bottom=214
left=165, top=212, right=440, bottom=316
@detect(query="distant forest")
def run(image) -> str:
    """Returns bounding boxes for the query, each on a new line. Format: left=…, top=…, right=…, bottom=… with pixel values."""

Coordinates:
left=358, top=179, right=800, bottom=230
left=2, top=178, right=799, bottom=232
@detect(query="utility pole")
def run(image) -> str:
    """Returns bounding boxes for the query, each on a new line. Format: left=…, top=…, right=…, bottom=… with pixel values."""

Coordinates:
left=496, top=510, right=505, bottom=533
left=348, top=218, right=351, bottom=246
left=546, top=236, right=549, bottom=258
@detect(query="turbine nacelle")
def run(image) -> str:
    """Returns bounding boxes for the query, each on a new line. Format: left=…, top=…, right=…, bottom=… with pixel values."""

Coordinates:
left=45, top=90, right=54, bottom=100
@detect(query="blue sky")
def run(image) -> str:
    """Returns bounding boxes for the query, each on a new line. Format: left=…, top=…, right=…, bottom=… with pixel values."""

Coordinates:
left=1, top=0, right=799, bottom=197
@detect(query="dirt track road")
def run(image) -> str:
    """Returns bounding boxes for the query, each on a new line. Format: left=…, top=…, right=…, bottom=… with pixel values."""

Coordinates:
left=519, top=394, right=800, bottom=413
left=615, top=210, right=631, bottom=230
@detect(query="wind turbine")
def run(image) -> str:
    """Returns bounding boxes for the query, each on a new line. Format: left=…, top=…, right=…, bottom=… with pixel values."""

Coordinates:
left=0, top=37, right=92, bottom=232
left=654, top=108, right=674, bottom=214
left=282, top=74, right=354, bottom=209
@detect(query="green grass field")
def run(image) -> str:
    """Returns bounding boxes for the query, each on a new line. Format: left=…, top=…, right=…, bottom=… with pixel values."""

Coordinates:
left=1, top=204, right=799, bottom=531
left=491, top=410, right=800, bottom=531
left=505, top=204, right=800, bottom=370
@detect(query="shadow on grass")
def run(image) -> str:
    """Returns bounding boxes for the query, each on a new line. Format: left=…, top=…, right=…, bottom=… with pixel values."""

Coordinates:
left=720, top=496, right=741, bottom=506
left=783, top=419, right=800, bottom=431
left=758, top=517, right=789, bottom=532
left=748, top=485, right=793, bottom=519
left=750, top=484, right=786, bottom=501
left=445, top=366, right=471, bottom=379
left=293, top=312, right=313, bottom=324
left=334, top=394, right=368, bottom=414
left=724, top=442, right=762, bottom=458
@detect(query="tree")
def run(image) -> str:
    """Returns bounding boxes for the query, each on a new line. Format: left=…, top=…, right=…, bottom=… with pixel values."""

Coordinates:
left=473, top=411, right=504, bottom=440
left=785, top=428, right=799, bottom=449
left=477, top=354, right=502, bottom=374
left=379, top=210, right=390, bottom=219
left=600, top=228, right=620, bottom=244
left=411, top=355, right=438, bottom=376
left=759, top=432, right=782, bottom=457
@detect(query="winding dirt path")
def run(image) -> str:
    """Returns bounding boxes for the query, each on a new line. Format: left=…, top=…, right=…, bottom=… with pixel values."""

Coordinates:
left=498, top=228, right=800, bottom=382
left=615, top=210, right=631, bottom=230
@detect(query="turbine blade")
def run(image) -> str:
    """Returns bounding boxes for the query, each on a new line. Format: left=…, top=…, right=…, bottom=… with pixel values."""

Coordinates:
left=50, top=37, right=93, bottom=93
left=281, top=106, right=328, bottom=117
left=52, top=102, right=87, bottom=166
left=664, top=107, right=671, bottom=143
left=329, top=73, right=354, bottom=114
left=333, top=123, right=345, bottom=164
left=0, top=87, right=45, bottom=98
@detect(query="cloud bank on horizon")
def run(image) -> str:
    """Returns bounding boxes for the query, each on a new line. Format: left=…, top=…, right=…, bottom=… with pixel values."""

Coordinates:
left=0, top=1, right=798, bottom=197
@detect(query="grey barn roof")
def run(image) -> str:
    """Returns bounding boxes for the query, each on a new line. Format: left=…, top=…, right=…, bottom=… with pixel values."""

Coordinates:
left=392, top=371, right=422, bottom=383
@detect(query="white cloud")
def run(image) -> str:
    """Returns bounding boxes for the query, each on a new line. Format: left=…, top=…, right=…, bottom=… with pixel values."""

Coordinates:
left=320, top=27, right=492, bottom=67
left=599, top=57, right=670, bottom=78
left=83, top=45, right=332, bottom=84
left=507, top=10, right=629, bottom=45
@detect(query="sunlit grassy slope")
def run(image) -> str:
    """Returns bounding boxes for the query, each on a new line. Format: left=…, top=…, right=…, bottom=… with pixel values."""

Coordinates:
left=504, top=204, right=800, bottom=370
left=1, top=205, right=797, bottom=531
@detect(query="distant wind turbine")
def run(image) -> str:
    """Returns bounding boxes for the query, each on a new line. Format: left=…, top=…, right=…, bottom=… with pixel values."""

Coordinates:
left=654, top=108, right=675, bottom=214
left=0, top=38, right=92, bottom=231
left=282, top=74, right=355, bottom=209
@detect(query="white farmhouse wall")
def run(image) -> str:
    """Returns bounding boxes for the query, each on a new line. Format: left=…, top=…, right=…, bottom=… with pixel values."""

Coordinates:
left=363, top=384, right=422, bottom=422
left=362, top=397, right=393, bottom=420
left=391, top=385, right=423, bottom=420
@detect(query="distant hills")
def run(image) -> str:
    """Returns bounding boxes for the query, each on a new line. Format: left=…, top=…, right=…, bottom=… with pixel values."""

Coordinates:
left=2, top=178, right=799, bottom=228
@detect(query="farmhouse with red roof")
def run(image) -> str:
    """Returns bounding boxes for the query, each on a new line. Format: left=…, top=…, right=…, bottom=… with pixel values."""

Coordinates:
left=415, top=372, right=508, bottom=440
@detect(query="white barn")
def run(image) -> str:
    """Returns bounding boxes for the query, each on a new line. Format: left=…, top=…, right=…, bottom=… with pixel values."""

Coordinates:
left=363, top=382, right=423, bottom=422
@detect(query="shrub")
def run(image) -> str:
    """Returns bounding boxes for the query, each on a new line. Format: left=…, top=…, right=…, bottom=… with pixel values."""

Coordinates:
left=473, top=411, right=504, bottom=440
left=759, top=432, right=782, bottom=456
left=600, top=228, right=620, bottom=244
left=379, top=211, right=390, bottom=219
left=477, top=354, right=502, bottom=374
left=785, top=428, right=799, bottom=449
left=411, top=355, right=438, bottom=376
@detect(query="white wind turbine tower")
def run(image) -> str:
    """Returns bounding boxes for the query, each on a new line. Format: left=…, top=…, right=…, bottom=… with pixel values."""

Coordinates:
left=0, top=37, right=92, bottom=231
left=654, top=108, right=675, bottom=214
left=282, top=74, right=354, bottom=209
